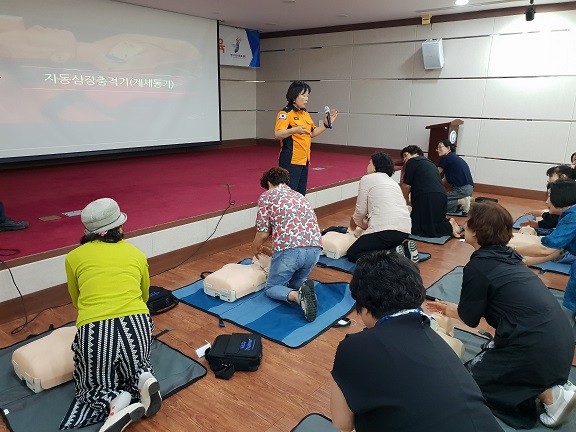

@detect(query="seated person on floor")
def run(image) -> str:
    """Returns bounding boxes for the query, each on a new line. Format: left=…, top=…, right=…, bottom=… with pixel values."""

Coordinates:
left=251, top=167, right=322, bottom=322
left=346, top=152, right=413, bottom=263
left=521, top=166, right=575, bottom=230
left=428, top=201, right=575, bottom=430
left=436, top=139, right=474, bottom=214
left=330, top=251, right=503, bottom=432
left=60, top=198, right=161, bottom=432
left=400, top=145, right=461, bottom=238
left=513, top=180, right=576, bottom=322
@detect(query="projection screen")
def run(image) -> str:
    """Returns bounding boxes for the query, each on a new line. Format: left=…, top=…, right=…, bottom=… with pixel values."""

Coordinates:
left=0, top=0, right=220, bottom=161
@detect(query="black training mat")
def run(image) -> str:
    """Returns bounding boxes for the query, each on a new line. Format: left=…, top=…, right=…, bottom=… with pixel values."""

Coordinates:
left=0, top=324, right=206, bottom=432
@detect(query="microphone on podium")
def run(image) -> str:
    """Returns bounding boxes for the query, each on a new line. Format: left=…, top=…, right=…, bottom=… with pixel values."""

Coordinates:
left=324, top=106, right=332, bottom=129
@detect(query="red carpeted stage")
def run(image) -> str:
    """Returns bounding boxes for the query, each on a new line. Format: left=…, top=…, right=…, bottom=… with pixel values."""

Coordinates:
left=0, top=145, right=369, bottom=261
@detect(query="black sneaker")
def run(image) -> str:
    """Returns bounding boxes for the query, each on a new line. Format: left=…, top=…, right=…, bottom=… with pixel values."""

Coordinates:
left=298, top=280, right=317, bottom=322
left=0, top=218, right=29, bottom=232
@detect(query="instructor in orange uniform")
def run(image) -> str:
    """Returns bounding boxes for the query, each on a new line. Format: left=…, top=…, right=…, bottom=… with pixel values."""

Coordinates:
left=274, top=80, right=337, bottom=196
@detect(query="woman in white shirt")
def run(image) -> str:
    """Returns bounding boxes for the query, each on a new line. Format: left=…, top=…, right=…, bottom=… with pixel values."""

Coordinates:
left=347, top=152, right=413, bottom=263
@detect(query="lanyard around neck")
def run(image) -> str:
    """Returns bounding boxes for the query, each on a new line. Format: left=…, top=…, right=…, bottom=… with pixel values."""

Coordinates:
left=375, top=308, right=422, bottom=327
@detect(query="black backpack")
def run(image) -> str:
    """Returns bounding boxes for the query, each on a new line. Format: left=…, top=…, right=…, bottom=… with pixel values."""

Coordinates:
left=205, top=333, right=263, bottom=379
left=147, top=286, right=178, bottom=315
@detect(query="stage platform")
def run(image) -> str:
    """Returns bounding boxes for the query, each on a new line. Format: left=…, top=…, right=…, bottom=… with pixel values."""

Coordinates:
left=0, top=144, right=378, bottom=311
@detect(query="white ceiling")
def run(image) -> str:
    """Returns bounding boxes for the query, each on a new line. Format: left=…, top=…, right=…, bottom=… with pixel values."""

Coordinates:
left=115, top=0, right=573, bottom=33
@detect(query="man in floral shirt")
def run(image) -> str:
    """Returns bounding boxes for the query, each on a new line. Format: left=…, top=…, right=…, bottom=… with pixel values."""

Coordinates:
left=251, top=167, right=322, bottom=322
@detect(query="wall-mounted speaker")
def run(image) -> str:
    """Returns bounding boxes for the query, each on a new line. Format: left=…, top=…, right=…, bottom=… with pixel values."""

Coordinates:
left=422, top=38, right=444, bottom=70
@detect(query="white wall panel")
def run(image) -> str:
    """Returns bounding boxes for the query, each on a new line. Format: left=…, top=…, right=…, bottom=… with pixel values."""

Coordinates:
left=477, top=120, right=570, bottom=164
left=300, top=46, right=353, bottom=80
left=474, top=158, right=550, bottom=190
left=353, top=26, right=417, bottom=44
left=220, top=65, right=257, bottom=80
left=256, top=111, right=278, bottom=139
left=483, top=77, right=576, bottom=121
left=455, top=119, right=481, bottom=157
left=256, top=81, right=292, bottom=111
left=416, top=18, right=495, bottom=40
left=488, top=32, right=576, bottom=77
left=220, top=80, right=256, bottom=111
left=350, top=80, right=412, bottom=115
left=151, top=221, right=210, bottom=257
left=257, top=50, right=301, bottom=81
left=410, top=79, right=486, bottom=117
left=261, top=36, right=301, bottom=51
left=300, top=31, right=354, bottom=48
left=347, top=114, right=409, bottom=149
left=566, top=123, right=576, bottom=163
left=314, top=113, right=349, bottom=146
left=494, top=11, right=576, bottom=34
left=351, top=42, right=417, bottom=79
left=305, top=81, right=352, bottom=114
left=413, top=37, right=492, bottom=79
left=221, top=111, right=257, bottom=140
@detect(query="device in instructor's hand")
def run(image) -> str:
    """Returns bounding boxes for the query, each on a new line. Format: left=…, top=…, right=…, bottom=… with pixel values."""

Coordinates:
left=324, top=106, right=332, bottom=129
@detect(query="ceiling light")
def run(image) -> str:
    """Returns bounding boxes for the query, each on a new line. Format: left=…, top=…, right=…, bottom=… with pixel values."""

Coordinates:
left=525, top=0, right=536, bottom=21
left=455, top=0, right=469, bottom=5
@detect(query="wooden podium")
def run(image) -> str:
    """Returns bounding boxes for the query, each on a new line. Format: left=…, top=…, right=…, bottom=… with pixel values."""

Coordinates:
left=425, top=119, right=463, bottom=166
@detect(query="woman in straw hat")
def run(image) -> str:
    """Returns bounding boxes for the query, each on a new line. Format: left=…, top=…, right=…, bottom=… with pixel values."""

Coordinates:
left=60, top=198, right=161, bottom=432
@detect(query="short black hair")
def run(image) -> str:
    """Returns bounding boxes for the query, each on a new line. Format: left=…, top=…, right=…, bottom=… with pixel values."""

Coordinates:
left=80, top=227, right=124, bottom=245
left=400, top=145, right=424, bottom=158
left=260, top=167, right=290, bottom=189
left=350, top=251, right=425, bottom=319
left=571, top=151, right=576, bottom=162
left=546, top=165, right=575, bottom=181
left=440, top=139, right=456, bottom=152
left=286, top=81, right=312, bottom=104
left=371, top=152, right=395, bottom=177
left=549, top=180, right=576, bottom=208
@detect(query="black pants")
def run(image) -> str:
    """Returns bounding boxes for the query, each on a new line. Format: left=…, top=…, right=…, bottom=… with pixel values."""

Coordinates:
left=280, top=161, right=308, bottom=196
left=347, top=230, right=409, bottom=263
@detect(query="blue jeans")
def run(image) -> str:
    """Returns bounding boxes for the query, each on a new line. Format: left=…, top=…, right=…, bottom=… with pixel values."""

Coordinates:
left=265, top=246, right=321, bottom=302
left=447, top=184, right=473, bottom=213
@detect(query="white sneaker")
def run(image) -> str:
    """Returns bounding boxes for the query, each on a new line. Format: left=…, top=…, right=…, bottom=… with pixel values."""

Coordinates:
left=539, top=386, right=576, bottom=428
left=138, top=372, right=162, bottom=417
left=461, top=196, right=472, bottom=214
left=99, top=403, right=145, bottom=432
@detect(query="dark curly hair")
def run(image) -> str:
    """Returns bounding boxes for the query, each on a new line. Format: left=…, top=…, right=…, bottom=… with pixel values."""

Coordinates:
left=350, top=251, right=425, bottom=319
left=400, top=145, right=424, bottom=158
left=80, top=227, right=124, bottom=245
left=260, top=167, right=290, bottom=189
left=286, top=81, right=311, bottom=104
left=371, top=152, right=395, bottom=177
left=466, top=202, right=512, bottom=246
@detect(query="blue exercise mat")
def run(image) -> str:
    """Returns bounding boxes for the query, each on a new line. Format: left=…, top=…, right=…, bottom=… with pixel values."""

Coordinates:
left=317, top=252, right=431, bottom=274
left=513, top=215, right=535, bottom=229
left=409, top=233, right=453, bottom=245
left=532, top=260, right=572, bottom=276
left=0, top=324, right=206, bottom=432
left=173, top=260, right=355, bottom=349
left=446, top=210, right=464, bottom=216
